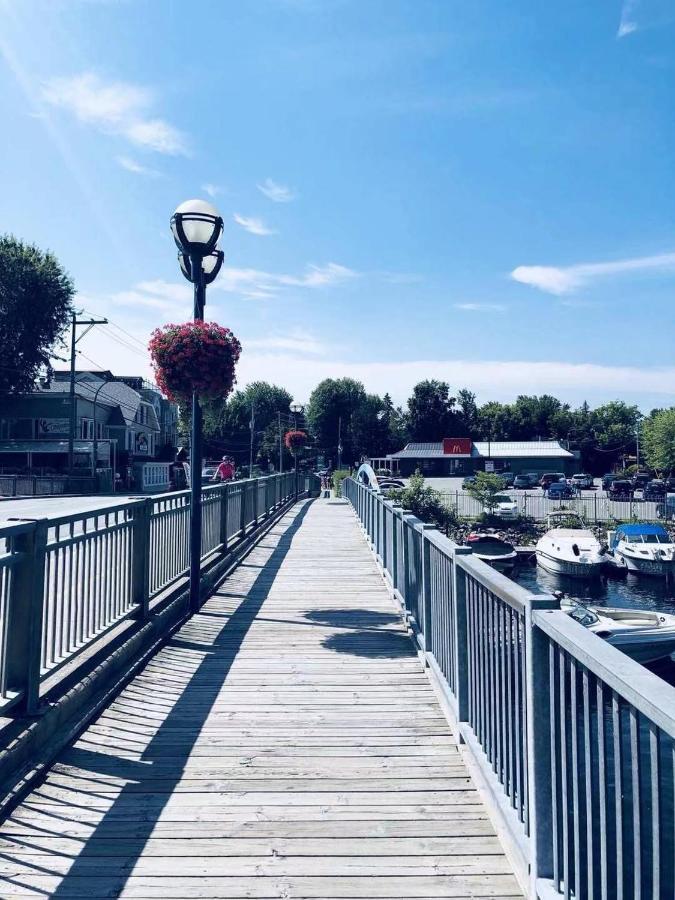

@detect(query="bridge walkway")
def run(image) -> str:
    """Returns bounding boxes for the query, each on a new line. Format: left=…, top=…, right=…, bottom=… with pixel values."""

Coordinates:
left=0, top=499, right=521, bottom=899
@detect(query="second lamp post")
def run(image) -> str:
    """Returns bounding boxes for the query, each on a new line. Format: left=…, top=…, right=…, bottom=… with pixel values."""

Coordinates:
left=171, top=199, right=224, bottom=613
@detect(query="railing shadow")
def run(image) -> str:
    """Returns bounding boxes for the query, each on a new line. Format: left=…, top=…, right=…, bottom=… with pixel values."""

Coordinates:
left=0, top=501, right=313, bottom=898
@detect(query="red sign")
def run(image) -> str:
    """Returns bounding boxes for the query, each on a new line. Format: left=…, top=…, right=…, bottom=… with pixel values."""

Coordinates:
left=443, top=438, right=472, bottom=455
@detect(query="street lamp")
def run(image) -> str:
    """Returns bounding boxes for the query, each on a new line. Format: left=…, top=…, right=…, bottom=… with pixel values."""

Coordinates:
left=290, top=403, right=304, bottom=495
left=170, top=199, right=224, bottom=613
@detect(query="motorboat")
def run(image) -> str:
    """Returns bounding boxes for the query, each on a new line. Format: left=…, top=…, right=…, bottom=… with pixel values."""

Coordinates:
left=563, top=600, right=675, bottom=663
left=609, top=523, right=675, bottom=578
left=535, top=512, right=607, bottom=577
left=466, top=531, right=517, bottom=571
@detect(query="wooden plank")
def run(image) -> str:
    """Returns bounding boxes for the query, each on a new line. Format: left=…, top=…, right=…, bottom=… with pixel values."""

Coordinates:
left=0, top=499, right=521, bottom=899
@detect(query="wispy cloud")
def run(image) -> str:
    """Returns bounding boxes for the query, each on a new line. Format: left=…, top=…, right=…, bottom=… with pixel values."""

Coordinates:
left=618, top=0, right=639, bottom=37
left=257, top=178, right=296, bottom=203
left=216, top=261, right=358, bottom=299
left=511, top=250, right=675, bottom=295
left=233, top=213, right=276, bottom=236
left=246, top=330, right=327, bottom=356
left=116, top=155, right=160, bottom=177
left=42, top=72, right=188, bottom=155
left=454, top=302, right=506, bottom=312
left=202, top=183, right=221, bottom=198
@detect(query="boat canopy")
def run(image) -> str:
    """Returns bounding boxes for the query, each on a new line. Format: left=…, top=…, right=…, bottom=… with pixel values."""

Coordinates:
left=612, top=523, right=670, bottom=547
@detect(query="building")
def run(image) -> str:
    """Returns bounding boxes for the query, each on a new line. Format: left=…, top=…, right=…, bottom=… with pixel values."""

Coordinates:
left=372, top=438, right=577, bottom=477
left=0, top=371, right=178, bottom=490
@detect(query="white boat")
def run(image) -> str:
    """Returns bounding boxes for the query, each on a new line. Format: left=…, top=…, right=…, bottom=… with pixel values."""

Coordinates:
left=536, top=512, right=607, bottom=577
left=609, top=524, right=675, bottom=578
left=466, top=531, right=517, bottom=571
left=563, top=600, right=675, bottom=663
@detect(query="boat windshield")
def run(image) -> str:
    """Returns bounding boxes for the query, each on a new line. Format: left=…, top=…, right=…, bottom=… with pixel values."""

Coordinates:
left=568, top=604, right=599, bottom=627
left=628, top=534, right=670, bottom=544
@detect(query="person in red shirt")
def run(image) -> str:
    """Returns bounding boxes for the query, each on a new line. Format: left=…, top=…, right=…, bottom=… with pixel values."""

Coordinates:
left=214, top=456, right=235, bottom=481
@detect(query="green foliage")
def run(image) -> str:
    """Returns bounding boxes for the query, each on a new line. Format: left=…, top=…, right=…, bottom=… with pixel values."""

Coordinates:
left=642, top=409, right=675, bottom=474
left=389, top=473, right=458, bottom=533
left=406, top=380, right=460, bottom=441
left=464, top=472, right=508, bottom=512
left=332, top=469, right=351, bottom=497
left=0, top=234, right=74, bottom=394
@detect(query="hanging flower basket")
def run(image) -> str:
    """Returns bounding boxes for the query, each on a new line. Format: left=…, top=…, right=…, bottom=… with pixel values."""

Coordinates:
left=285, top=429, right=308, bottom=455
left=149, top=321, right=241, bottom=402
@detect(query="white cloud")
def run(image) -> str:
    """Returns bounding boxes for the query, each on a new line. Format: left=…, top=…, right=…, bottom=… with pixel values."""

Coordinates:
left=511, top=250, right=675, bottom=295
left=42, top=72, right=188, bottom=155
left=202, top=183, right=221, bottom=198
left=454, top=302, right=506, bottom=312
left=618, top=0, right=639, bottom=37
left=116, top=155, right=160, bottom=177
left=245, top=330, right=327, bottom=356
left=257, top=177, right=296, bottom=203
left=214, top=262, right=357, bottom=299
left=233, top=213, right=276, bottom=236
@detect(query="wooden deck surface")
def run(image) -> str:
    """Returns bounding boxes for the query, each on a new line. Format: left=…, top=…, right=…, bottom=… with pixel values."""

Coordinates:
left=0, top=499, right=521, bottom=898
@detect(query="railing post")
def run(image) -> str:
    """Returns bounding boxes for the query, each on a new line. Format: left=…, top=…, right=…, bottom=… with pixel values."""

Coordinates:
left=525, top=599, right=559, bottom=896
left=240, top=480, right=247, bottom=536
left=219, top=483, right=229, bottom=549
left=391, top=505, right=400, bottom=592
left=419, top=524, right=435, bottom=651
left=452, top=547, right=472, bottom=723
left=131, top=498, right=152, bottom=621
left=6, top=519, right=47, bottom=715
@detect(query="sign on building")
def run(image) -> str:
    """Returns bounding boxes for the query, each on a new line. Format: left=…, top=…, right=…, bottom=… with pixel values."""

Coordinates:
left=442, top=438, right=472, bottom=455
left=37, top=418, right=70, bottom=436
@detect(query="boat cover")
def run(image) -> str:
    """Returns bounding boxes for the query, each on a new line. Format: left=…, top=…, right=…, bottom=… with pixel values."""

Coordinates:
left=613, top=523, right=670, bottom=545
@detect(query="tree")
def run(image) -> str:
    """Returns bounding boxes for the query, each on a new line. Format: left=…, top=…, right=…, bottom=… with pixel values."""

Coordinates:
left=0, top=235, right=74, bottom=394
left=406, top=380, right=460, bottom=441
left=388, top=473, right=457, bottom=533
left=464, top=472, right=507, bottom=514
left=306, top=377, right=368, bottom=466
left=456, top=388, right=480, bottom=437
left=642, top=409, right=675, bottom=474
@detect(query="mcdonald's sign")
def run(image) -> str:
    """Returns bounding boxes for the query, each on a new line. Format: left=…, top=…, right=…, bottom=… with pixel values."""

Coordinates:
left=442, top=438, right=472, bottom=455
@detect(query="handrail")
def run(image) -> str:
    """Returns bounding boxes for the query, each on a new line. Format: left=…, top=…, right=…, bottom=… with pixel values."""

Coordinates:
left=342, top=476, right=675, bottom=900
left=0, top=473, right=319, bottom=718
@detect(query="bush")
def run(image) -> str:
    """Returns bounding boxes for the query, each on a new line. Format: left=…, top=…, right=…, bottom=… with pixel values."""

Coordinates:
left=388, top=473, right=457, bottom=533
left=332, top=469, right=351, bottom=497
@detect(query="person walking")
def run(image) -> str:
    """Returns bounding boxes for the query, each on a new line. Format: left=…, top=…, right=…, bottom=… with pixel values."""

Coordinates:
left=214, top=455, right=235, bottom=482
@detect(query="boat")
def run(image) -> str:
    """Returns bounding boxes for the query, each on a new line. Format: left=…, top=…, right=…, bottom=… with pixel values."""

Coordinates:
left=562, top=600, right=675, bottom=663
left=466, top=530, right=517, bottom=571
left=535, top=512, right=607, bottom=577
left=609, top=524, right=675, bottom=578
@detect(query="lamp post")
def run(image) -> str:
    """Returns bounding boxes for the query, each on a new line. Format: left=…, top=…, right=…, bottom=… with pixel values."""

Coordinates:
left=171, top=199, right=224, bottom=613
left=290, top=403, right=303, bottom=495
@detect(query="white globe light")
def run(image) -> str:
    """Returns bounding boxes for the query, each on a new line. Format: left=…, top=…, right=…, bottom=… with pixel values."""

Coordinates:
left=202, top=251, right=220, bottom=275
left=171, top=199, right=222, bottom=251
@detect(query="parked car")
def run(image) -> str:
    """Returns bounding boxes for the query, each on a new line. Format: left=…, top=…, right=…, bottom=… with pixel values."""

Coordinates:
left=546, top=482, right=576, bottom=500
left=379, top=479, right=404, bottom=496
left=487, top=494, right=519, bottom=520
left=570, top=473, right=593, bottom=490
left=601, top=474, right=617, bottom=491
left=513, top=474, right=532, bottom=489
left=632, top=472, right=652, bottom=492
left=525, top=473, right=540, bottom=486
left=664, top=476, right=675, bottom=492
left=540, top=472, right=566, bottom=490
left=609, top=479, right=634, bottom=500
left=462, top=476, right=477, bottom=489
left=498, top=472, right=515, bottom=488
left=644, top=479, right=666, bottom=500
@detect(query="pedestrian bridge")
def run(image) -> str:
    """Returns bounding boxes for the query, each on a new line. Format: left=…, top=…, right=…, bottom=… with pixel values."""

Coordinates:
left=0, top=475, right=672, bottom=899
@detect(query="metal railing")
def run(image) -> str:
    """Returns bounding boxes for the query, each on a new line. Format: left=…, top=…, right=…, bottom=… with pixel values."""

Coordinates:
left=438, top=490, right=664, bottom=524
left=0, top=472, right=311, bottom=717
left=343, top=477, right=675, bottom=899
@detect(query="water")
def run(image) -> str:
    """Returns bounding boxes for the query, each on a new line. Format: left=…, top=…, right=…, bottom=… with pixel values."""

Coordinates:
left=510, top=558, right=675, bottom=684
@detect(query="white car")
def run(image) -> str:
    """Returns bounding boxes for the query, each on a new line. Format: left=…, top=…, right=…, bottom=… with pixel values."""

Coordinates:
left=570, top=473, right=593, bottom=489
left=487, top=493, right=519, bottom=521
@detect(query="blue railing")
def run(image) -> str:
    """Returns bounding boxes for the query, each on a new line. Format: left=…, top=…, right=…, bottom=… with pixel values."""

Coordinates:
left=342, top=477, right=675, bottom=900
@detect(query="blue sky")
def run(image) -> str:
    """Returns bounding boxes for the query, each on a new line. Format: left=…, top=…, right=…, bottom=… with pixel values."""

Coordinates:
left=1, top=0, right=675, bottom=408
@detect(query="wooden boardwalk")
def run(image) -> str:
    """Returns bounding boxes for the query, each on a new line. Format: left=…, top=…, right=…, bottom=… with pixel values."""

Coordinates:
left=0, top=499, right=522, bottom=899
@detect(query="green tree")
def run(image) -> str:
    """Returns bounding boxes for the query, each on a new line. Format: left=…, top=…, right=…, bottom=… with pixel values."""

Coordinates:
left=456, top=388, right=480, bottom=436
left=464, top=472, right=507, bottom=513
left=642, top=408, right=675, bottom=474
left=406, top=380, right=460, bottom=441
left=0, top=235, right=74, bottom=394
left=388, top=473, right=457, bottom=533
left=306, top=377, right=368, bottom=466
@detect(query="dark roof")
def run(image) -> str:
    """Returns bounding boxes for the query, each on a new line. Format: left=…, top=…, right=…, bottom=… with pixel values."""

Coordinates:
left=388, top=440, right=574, bottom=460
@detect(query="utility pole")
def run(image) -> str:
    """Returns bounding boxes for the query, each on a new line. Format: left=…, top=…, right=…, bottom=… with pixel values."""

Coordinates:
left=68, top=313, right=108, bottom=472
left=636, top=419, right=640, bottom=471
left=278, top=411, right=283, bottom=474
left=249, top=400, right=255, bottom=477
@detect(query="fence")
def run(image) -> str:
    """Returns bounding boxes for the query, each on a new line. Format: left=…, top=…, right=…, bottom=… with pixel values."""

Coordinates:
left=343, top=477, right=675, bottom=899
left=0, top=472, right=310, bottom=717
left=439, top=489, right=664, bottom=524
left=0, top=474, right=101, bottom=497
